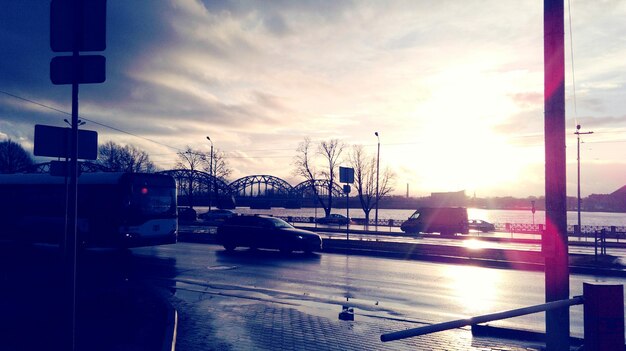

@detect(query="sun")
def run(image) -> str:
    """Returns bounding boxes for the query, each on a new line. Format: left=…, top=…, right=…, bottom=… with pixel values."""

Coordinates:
left=389, top=62, right=532, bottom=195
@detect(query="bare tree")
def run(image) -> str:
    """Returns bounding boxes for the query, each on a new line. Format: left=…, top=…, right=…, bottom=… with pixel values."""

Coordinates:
left=318, top=139, right=345, bottom=216
left=176, top=146, right=206, bottom=208
left=203, top=148, right=232, bottom=181
left=349, top=145, right=395, bottom=222
left=293, top=137, right=345, bottom=217
left=293, top=137, right=320, bottom=204
left=97, top=141, right=156, bottom=173
left=0, top=139, right=33, bottom=173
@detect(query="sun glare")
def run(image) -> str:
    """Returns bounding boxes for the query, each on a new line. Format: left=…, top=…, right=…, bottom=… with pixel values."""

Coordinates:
left=463, top=239, right=487, bottom=250
left=443, top=265, right=502, bottom=315
left=389, top=61, right=532, bottom=195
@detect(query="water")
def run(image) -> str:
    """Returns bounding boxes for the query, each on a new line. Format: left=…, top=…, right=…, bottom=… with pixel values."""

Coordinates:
left=194, top=206, right=626, bottom=227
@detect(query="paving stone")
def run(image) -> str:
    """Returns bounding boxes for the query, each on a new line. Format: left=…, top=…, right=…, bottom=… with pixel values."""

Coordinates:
left=167, top=292, right=575, bottom=351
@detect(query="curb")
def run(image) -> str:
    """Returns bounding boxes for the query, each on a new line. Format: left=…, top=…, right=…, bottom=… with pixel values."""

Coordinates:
left=471, top=324, right=584, bottom=347
left=162, top=307, right=178, bottom=351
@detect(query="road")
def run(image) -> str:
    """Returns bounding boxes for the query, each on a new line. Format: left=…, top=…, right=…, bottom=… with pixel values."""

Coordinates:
left=132, top=242, right=626, bottom=339
left=184, top=222, right=626, bottom=260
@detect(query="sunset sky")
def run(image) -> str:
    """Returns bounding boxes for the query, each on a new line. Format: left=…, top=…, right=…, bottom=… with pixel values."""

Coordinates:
left=1, top=1, right=625, bottom=197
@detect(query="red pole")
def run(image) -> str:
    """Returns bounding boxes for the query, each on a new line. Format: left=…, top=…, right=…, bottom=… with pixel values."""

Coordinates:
left=543, top=0, right=569, bottom=350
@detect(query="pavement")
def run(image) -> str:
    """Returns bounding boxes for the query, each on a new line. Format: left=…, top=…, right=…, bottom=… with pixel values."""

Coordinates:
left=168, top=289, right=566, bottom=351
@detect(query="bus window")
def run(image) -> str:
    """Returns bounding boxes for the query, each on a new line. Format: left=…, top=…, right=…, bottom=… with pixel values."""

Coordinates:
left=133, top=186, right=175, bottom=216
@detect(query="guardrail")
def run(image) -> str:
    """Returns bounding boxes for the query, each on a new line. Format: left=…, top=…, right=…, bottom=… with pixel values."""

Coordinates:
left=380, top=283, right=624, bottom=351
left=277, top=216, right=626, bottom=237
left=381, top=297, right=584, bottom=342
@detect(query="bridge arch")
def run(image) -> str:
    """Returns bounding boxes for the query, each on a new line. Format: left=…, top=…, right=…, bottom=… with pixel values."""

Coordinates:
left=157, top=169, right=232, bottom=208
left=20, top=162, right=111, bottom=174
left=229, top=175, right=297, bottom=208
left=293, top=179, right=345, bottom=198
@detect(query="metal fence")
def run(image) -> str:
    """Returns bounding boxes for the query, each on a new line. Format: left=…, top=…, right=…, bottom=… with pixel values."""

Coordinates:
left=279, top=215, right=626, bottom=237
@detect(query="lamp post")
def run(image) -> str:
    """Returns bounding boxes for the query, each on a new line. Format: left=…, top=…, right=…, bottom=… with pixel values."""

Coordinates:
left=575, top=124, right=593, bottom=236
left=374, top=132, right=380, bottom=226
left=206, top=136, right=214, bottom=212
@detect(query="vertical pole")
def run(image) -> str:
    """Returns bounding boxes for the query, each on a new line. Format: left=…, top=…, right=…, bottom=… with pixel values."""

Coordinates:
left=213, top=147, right=217, bottom=207
left=209, top=143, right=213, bottom=210
left=576, top=129, right=581, bottom=235
left=544, top=1, right=570, bottom=350
left=65, top=68, right=79, bottom=351
left=64, top=1, right=81, bottom=350
left=346, top=187, right=349, bottom=241
left=375, top=132, right=380, bottom=227
left=574, top=125, right=592, bottom=238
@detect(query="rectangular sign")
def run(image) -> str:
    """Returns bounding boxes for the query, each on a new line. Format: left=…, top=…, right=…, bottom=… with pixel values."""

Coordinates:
left=50, top=55, right=106, bottom=85
left=50, top=0, right=107, bottom=52
left=339, top=166, right=354, bottom=184
left=34, top=124, right=98, bottom=160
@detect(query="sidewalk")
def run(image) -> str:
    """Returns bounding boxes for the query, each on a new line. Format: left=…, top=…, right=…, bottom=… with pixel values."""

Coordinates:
left=168, top=290, right=579, bottom=350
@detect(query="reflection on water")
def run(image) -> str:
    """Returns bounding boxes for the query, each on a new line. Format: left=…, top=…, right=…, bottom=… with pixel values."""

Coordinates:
left=196, top=206, right=626, bottom=226
left=442, top=265, right=502, bottom=316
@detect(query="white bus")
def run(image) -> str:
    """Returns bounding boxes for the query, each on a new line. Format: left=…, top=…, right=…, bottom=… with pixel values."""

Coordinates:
left=0, top=172, right=177, bottom=248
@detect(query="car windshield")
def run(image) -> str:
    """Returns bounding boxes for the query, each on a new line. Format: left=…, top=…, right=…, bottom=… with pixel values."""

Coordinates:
left=266, top=217, right=293, bottom=229
left=409, top=212, right=420, bottom=220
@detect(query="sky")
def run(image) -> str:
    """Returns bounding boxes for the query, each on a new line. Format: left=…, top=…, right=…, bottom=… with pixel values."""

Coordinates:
left=1, top=0, right=625, bottom=198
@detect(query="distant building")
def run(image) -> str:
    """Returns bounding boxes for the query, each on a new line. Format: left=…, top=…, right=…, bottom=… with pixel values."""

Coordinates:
left=429, top=190, right=467, bottom=207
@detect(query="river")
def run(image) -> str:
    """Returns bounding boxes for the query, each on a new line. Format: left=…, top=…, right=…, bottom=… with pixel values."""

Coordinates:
left=194, top=206, right=626, bottom=227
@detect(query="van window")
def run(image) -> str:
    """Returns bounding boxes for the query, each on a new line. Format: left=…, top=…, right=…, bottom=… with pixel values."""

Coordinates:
left=409, top=212, right=420, bottom=220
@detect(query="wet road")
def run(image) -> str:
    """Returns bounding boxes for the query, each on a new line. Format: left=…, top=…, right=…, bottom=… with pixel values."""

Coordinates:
left=132, top=242, right=626, bottom=338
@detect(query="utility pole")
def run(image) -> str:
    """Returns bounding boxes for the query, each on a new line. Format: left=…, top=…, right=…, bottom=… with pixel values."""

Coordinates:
left=544, top=0, right=569, bottom=349
left=575, top=124, right=593, bottom=236
left=207, top=136, right=213, bottom=211
left=374, top=132, right=380, bottom=226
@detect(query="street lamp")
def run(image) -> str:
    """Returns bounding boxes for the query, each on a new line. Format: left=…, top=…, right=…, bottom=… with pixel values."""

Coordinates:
left=574, top=124, right=593, bottom=236
left=206, top=136, right=214, bottom=212
left=374, top=132, right=380, bottom=226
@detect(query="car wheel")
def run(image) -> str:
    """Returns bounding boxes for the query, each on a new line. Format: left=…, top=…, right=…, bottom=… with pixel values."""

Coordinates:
left=223, top=243, right=236, bottom=251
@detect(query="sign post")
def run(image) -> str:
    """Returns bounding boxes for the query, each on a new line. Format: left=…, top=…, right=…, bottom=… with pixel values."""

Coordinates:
left=339, top=167, right=354, bottom=241
left=50, top=1, right=106, bottom=349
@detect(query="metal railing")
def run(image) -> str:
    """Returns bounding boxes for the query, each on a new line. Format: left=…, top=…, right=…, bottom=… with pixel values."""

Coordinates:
left=380, top=297, right=584, bottom=342
left=381, top=283, right=625, bottom=351
left=277, top=215, right=626, bottom=237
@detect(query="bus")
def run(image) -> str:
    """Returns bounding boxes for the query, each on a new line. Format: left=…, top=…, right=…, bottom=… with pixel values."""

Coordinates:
left=0, top=172, right=177, bottom=248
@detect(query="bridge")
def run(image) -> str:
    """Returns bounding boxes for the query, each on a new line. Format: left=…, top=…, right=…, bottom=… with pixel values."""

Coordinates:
left=22, top=162, right=348, bottom=209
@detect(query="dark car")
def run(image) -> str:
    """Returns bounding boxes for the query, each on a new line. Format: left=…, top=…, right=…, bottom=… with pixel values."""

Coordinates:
left=315, top=214, right=351, bottom=225
left=468, top=219, right=496, bottom=232
left=199, top=209, right=236, bottom=224
left=177, top=207, right=197, bottom=223
left=216, top=215, right=322, bottom=254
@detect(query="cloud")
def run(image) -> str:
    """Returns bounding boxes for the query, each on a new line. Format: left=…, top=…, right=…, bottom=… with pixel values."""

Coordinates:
left=1, top=1, right=626, bottom=196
